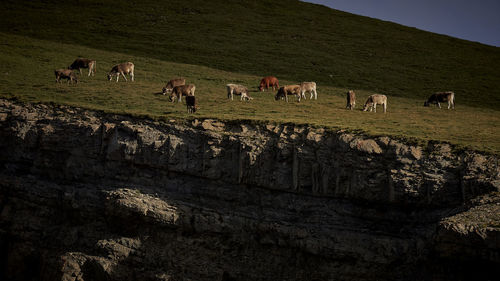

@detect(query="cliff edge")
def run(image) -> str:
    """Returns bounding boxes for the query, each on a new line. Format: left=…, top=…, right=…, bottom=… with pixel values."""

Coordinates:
left=0, top=99, right=498, bottom=280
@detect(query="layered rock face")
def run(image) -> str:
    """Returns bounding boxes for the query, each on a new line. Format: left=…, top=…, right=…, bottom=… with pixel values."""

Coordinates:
left=0, top=99, right=498, bottom=280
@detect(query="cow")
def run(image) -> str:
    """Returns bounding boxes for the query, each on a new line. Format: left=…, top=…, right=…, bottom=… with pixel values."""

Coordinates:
left=227, top=84, right=252, bottom=101
left=169, top=84, right=196, bottom=103
left=107, top=62, right=134, bottom=82
left=186, top=95, right=197, bottom=113
left=346, top=90, right=356, bottom=110
left=300, top=82, right=318, bottom=100
left=424, top=91, right=455, bottom=109
left=162, top=78, right=186, bottom=95
left=55, top=69, right=78, bottom=84
left=258, top=76, right=279, bottom=92
left=275, top=85, right=302, bottom=102
left=363, top=94, right=387, bottom=113
left=68, top=58, right=96, bottom=76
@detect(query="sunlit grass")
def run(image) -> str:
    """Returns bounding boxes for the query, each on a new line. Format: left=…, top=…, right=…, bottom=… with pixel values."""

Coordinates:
left=1, top=34, right=499, bottom=154
left=1, top=0, right=499, bottom=110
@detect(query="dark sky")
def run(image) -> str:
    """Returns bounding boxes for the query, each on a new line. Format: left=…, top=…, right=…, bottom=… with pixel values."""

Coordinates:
left=304, top=0, right=500, bottom=47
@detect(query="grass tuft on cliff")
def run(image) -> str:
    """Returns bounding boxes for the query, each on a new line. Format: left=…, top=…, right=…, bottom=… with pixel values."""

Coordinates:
left=0, top=0, right=499, bottom=154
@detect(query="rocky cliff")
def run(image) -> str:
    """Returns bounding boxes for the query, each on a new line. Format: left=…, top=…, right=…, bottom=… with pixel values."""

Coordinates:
left=0, top=99, right=499, bottom=281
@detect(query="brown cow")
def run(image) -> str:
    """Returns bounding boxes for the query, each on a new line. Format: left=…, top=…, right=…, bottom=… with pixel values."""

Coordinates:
left=162, top=78, right=186, bottom=95
left=68, top=58, right=96, bottom=76
left=186, top=95, right=197, bottom=113
left=424, top=91, right=455, bottom=109
left=363, top=94, right=387, bottom=113
left=169, top=84, right=196, bottom=103
left=300, top=82, right=318, bottom=100
left=346, top=90, right=356, bottom=110
left=275, top=85, right=302, bottom=102
left=55, top=69, right=78, bottom=84
left=259, top=76, right=279, bottom=92
left=227, top=84, right=252, bottom=101
left=107, top=62, right=134, bottom=82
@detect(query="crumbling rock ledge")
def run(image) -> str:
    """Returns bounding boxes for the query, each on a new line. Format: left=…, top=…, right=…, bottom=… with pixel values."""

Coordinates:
left=0, top=99, right=499, bottom=281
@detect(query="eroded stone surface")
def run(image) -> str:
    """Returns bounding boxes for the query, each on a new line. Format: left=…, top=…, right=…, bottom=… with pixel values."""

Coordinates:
left=0, top=99, right=499, bottom=281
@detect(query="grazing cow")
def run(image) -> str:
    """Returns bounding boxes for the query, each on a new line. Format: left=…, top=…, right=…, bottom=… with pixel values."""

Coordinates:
left=68, top=58, right=96, bottom=76
left=259, top=76, right=279, bottom=92
left=162, top=78, right=186, bottom=95
left=363, top=94, right=387, bottom=113
left=55, top=69, right=78, bottom=84
left=424, top=91, right=455, bottom=109
left=300, top=82, right=318, bottom=100
left=169, top=84, right=196, bottom=103
left=275, top=85, right=302, bottom=102
left=107, top=62, right=134, bottom=82
left=227, top=84, right=252, bottom=101
left=186, top=96, right=197, bottom=113
left=346, top=90, right=356, bottom=110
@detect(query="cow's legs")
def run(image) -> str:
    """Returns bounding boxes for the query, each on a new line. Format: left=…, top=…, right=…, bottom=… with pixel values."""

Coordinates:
left=120, top=72, right=128, bottom=82
left=437, top=102, right=441, bottom=109
left=79, top=69, right=82, bottom=76
left=130, top=72, right=134, bottom=82
left=383, top=102, right=387, bottom=113
left=285, top=94, right=289, bottom=103
left=313, top=89, right=317, bottom=100
left=374, top=104, right=377, bottom=112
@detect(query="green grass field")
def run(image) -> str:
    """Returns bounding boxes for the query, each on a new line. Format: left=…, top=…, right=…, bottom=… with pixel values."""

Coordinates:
left=0, top=0, right=499, bottom=154
left=1, top=33, right=499, bottom=154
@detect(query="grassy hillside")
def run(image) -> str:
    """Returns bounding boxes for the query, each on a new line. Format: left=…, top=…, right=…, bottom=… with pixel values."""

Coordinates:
left=0, top=0, right=499, bottom=110
left=1, top=33, right=499, bottom=154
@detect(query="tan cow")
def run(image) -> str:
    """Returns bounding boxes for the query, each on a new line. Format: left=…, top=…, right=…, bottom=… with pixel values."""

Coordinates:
left=300, top=82, right=317, bottom=100
left=162, top=78, right=186, bottom=95
left=68, top=58, right=96, bottom=76
left=275, top=85, right=302, bottom=102
left=169, top=84, right=196, bottom=103
left=55, top=69, right=78, bottom=84
left=346, top=90, right=356, bottom=110
left=424, top=91, right=455, bottom=109
left=107, top=62, right=134, bottom=82
left=363, top=94, right=387, bottom=113
left=227, top=84, right=252, bottom=101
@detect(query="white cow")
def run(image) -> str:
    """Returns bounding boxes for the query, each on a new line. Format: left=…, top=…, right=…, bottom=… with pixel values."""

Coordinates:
left=227, top=84, right=252, bottom=101
left=363, top=94, right=387, bottom=113
left=107, top=62, right=134, bottom=82
left=300, top=82, right=317, bottom=100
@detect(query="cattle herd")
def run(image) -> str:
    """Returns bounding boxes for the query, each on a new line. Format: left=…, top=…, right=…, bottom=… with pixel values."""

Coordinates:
left=55, top=58, right=456, bottom=113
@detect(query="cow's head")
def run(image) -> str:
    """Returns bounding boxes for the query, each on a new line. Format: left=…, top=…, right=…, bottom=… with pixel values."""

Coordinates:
left=163, top=86, right=173, bottom=94
left=107, top=74, right=112, bottom=81
left=274, top=88, right=284, bottom=100
left=168, top=93, right=176, bottom=102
